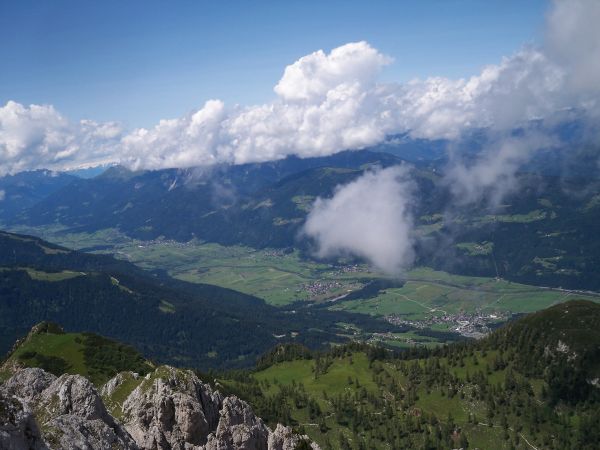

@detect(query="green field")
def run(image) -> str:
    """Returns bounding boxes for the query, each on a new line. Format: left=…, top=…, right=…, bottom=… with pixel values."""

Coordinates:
left=7, top=226, right=599, bottom=315
left=3, top=332, right=87, bottom=378
left=330, top=267, right=593, bottom=320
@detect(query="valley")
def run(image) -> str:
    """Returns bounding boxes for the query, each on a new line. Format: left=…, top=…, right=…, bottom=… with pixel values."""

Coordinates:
left=6, top=225, right=599, bottom=350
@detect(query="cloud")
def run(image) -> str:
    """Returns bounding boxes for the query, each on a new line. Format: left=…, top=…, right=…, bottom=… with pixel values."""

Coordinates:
left=302, top=166, right=415, bottom=275
left=391, top=48, right=566, bottom=140
left=120, top=41, right=396, bottom=168
left=444, top=132, right=557, bottom=206
left=2, top=1, right=600, bottom=175
left=274, top=41, right=392, bottom=102
left=0, top=190, right=4, bottom=201
left=121, top=99, right=227, bottom=170
left=545, top=0, right=600, bottom=96
left=0, top=101, right=121, bottom=176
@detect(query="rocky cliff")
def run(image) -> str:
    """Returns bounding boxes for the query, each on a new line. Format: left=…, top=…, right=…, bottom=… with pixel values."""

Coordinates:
left=0, top=366, right=318, bottom=450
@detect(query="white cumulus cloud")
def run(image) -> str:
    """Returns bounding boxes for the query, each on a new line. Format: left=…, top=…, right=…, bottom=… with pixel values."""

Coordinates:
left=1, top=0, right=599, bottom=175
left=302, top=165, right=415, bottom=275
left=0, top=101, right=121, bottom=176
left=274, top=41, right=392, bottom=102
left=545, top=0, right=600, bottom=96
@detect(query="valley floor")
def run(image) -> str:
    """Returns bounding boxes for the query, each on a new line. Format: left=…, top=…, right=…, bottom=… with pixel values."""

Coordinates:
left=7, top=225, right=600, bottom=350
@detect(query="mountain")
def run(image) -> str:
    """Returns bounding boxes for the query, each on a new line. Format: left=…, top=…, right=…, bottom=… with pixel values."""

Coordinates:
left=0, top=170, right=76, bottom=222
left=0, top=325, right=317, bottom=449
left=3, top=302, right=598, bottom=449
left=3, top=148, right=600, bottom=290
left=0, top=230, right=407, bottom=369
left=9, top=150, right=404, bottom=242
left=224, top=300, right=600, bottom=450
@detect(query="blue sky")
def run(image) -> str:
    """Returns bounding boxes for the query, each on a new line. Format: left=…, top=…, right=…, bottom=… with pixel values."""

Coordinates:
left=0, top=0, right=547, bottom=128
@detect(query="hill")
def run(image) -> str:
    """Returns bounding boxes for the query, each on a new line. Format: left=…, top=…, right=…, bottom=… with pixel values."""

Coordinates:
left=4, top=302, right=598, bottom=449
left=1, top=349, right=314, bottom=449
left=0, top=230, right=409, bottom=369
left=222, top=300, right=600, bottom=450
left=0, top=322, right=153, bottom=385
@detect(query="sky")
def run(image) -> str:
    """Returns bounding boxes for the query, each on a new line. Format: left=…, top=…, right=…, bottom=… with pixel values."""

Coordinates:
left=1, top=0, right=547, bottom=127
left=1, top=0, right=599, bottom=177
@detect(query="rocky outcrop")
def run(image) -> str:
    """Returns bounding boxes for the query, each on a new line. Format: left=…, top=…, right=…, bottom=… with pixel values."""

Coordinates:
left=203, top=396, right=270, bottom=450
left=0, top=391, right=47, bottom=450
left=1, top=369, right=137, bottom=449
left=2, top=368, right=56, bottom=402
left=120, top=366, right=223, bottom=449
left=268, top=424, right=317, bottom=450
left=100, top=371, right=140, bottom=398
left=36, top=373, right=138, bottom=449
left=0, top=366, right=319, bottom=450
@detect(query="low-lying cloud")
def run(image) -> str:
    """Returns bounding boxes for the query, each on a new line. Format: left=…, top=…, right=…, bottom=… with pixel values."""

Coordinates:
left=445, top=132, right=557, bottom=206
left=303, top=166, right=415, bottom=276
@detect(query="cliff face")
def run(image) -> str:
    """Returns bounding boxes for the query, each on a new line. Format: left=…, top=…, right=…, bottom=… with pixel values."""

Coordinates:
left=0, top=367, right=318, bottom=450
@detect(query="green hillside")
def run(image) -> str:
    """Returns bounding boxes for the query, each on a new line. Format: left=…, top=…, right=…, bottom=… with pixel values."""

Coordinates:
left=0, top=322, right=153, bottom=385
left=222, top=301, right=600, bottom=450
left=3, top=302, right=598, bottom=449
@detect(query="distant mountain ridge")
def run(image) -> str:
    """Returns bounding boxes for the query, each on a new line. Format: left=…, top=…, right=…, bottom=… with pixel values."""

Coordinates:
left=0, top=170, right=76, bottom=222
left=3, top=148, right=600, bottom=290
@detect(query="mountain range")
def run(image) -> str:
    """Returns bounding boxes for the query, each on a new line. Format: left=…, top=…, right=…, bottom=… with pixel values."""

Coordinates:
left=2, top=145, right=600, bottom=290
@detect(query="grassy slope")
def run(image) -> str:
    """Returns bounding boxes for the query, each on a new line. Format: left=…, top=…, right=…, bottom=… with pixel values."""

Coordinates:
left=235, top=301, right=600, bottom=450
left=0, top=325, right=153, bottom=385
left=242, top=350, right=529, bottom=449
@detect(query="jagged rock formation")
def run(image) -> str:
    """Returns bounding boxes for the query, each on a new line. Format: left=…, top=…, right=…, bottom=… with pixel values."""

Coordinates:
left=0, top=366, right=318, bottom=450
left=0, top=391, right=46, bottom=450
left=203, top=396, right=271, bottom=450
left=2, top=367, right=137, bottom=449
left=268, top=424, right=310, bottom=450
left=120, top=366, right=223, bottom=449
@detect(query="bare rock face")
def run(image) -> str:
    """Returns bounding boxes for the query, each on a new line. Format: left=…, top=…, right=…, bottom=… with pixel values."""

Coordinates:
left=36, top=373, right=138, bottom=449
left=0, top=369, right=138, bottom=450
left=0, top=391, right=47, bottom=450
left=268, top=424, right=318, bottom=450
left=2, top=368, right=56, bottom=402
left=120, top=366, right=224, bottom=449
left=203, top=396, right=270, bottom=450
left=100, top=371, right=140, bottom=398
left=0, top=365, right=319, bottom=450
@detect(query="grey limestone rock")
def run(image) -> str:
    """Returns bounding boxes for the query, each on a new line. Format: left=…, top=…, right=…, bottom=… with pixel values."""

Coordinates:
left=202, top=396, right=270, bottom=450
left=1, top=369, right=138, bottom=450
left=120, top=366, right=223, bottom=449
left=0, top=366, right=318, bottom=450
left=0, top=391, right=47, bottom=450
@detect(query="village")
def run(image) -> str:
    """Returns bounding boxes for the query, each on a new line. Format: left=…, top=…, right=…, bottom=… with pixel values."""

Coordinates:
left=384, top=309, right=512, bottom=340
